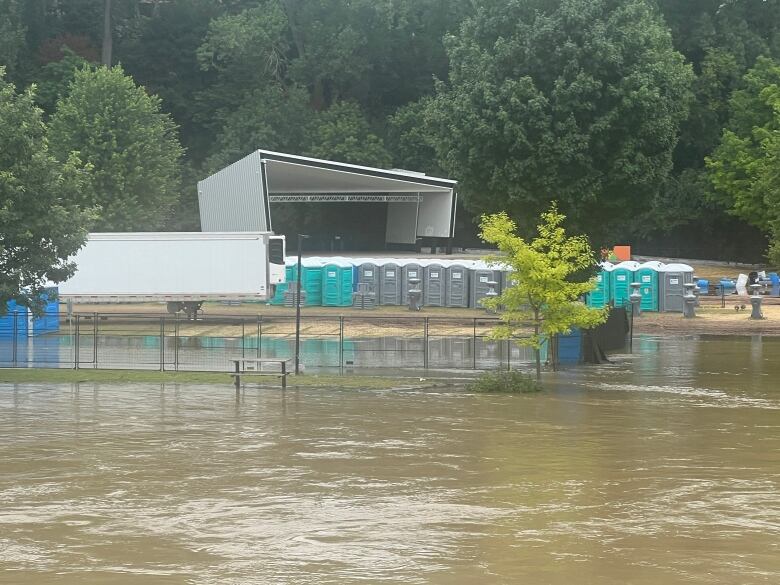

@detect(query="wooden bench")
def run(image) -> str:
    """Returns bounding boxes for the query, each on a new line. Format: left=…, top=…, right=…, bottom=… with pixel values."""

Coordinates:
left=229, top=357, right=292, bottom=390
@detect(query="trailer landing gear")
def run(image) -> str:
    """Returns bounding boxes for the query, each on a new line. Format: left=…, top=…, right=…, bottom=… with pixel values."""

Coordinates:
left=166, top=301, right=203, bottom=320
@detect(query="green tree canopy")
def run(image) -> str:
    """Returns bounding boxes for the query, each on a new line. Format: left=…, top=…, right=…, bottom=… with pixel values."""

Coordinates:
left=707, top=56, right=780, bottom=260
left=419, top=0, right=693, bottom=242
left=0, top=70, right=91, bottom=309
left=48, top=65, right=184, bottom=231
left=480, top=204, right=606, bottom=380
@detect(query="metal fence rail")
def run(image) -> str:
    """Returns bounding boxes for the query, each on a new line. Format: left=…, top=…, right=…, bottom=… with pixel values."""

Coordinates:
left=0, top=312, right=541, bottom=372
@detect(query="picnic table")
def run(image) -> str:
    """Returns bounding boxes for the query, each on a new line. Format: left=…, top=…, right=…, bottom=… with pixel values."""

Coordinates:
left=229, top=357, right=292, bottom=390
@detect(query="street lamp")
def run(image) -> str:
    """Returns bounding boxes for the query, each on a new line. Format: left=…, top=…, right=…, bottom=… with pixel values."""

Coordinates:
left=294, top=234, right=310, bottom=375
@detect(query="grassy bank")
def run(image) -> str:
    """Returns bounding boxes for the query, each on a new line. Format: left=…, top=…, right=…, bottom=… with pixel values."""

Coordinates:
left=0, top=368, right=430, bottom=389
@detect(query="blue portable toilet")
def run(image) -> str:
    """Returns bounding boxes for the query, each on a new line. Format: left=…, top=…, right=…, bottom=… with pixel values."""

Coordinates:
left=31, top=291, right=60, bottom=335
left=635, top=261, right=661, bottom=312
left=587, top=262, right=613, bottom=308
left=610, top=261, right=639, bottom=308
left=0, top=300, right=28, bottom=338
left=321, top=259, right=354, bottom=307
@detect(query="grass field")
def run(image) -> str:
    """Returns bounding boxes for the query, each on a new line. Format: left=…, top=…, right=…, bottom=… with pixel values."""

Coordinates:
left=0, top=368, right=433, bottom=389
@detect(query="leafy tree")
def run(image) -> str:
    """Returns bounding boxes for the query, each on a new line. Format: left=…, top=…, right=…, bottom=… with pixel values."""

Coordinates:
left=707, top=56, right=780, bottom=260
left=0, top=0, right=25, bottom=78
left=205, top=83, right=312, bottom=173
left=33, top=50, right=89, bottom=116
left=479, top=204, right=606, bottom=381
left=304, top=101, right=392, bottom=167
left=420, top=0, right=693, bottom=242
left=48, top=65, right=183, bottom=231
left=0, top=70, right=91, bottom=310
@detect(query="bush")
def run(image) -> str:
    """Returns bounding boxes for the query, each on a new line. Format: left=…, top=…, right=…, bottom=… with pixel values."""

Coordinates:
left=467, top=370, right=543, bottom=393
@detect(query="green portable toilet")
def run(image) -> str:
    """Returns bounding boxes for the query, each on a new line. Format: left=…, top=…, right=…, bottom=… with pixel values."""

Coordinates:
left=322, top=259, right=354, bottom=307
left=610, top=261, right=639, bottom=308
left=587, top=262, right=613, bottom=308
left=635, top=261, right=662, bottom=312
left=300, top=257, right=324, bottom=306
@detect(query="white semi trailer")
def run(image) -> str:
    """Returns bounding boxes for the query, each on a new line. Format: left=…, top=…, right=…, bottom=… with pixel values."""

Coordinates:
left=57, top=232, right=286, bottom=317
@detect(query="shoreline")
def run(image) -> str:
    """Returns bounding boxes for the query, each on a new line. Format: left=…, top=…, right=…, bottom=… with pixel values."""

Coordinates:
left=0, top=368, right=449, bottom=389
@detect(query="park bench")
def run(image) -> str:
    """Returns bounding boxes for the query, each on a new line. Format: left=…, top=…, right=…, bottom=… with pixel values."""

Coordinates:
left=229, top=357, right=292, bottom=390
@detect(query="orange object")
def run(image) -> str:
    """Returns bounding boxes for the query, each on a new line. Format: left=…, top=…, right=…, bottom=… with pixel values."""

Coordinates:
left=612, top=245, right=631, bottom=261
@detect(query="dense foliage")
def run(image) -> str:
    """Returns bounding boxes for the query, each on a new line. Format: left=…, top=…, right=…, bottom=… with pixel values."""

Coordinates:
left=49, top=65, right=183, bottom=231
left=480, top=205, right=607, bottom=380
left=467, top=370, right=542, bottom=393
left=0, top=70, right=91, bottom=309
left=0, top=0, right=779, bottom=259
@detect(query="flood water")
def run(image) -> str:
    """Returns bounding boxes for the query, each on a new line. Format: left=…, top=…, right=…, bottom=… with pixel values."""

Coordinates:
left=1, top=334, right=778, bottom=584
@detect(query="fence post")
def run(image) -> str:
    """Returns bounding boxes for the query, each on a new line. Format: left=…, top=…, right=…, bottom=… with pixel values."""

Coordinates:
left=507, top=339, right=511, bottom=371
left=12, top=311, right=17, bottom=367
left=339, top=315, right=344, bottom=370
left=423, top=317, right=429, bottom=369
left=93, top=312, right=98, bottom=368
left=473, top=318, right=477, bottom=370
left=257, top=316, right=262, bottom=358
left=159, top=316, right=165, bottom=371
left=74, top=314, right=80, bottom=369
left=241, top=319, right=246, bottom=358
left=174, top=315, right=179, bottom=372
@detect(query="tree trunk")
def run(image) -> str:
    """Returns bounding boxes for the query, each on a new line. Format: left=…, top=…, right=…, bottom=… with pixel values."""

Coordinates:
left=533, top=313, right=541, bottom=381
left=102, top=0, right=112, bottom=67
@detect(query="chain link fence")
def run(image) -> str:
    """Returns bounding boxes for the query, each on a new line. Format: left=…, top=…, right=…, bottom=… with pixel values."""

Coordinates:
left=0, top=312, right=542, bottom=372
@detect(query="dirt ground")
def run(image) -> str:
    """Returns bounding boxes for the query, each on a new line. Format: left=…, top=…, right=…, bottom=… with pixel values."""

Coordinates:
left=634, top=296, right=780, bottom=335
left=69, top=258, right=780, bottom=338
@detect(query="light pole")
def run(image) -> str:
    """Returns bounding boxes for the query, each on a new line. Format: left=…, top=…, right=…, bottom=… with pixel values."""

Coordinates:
left=294, top=234, right=310, bottom=375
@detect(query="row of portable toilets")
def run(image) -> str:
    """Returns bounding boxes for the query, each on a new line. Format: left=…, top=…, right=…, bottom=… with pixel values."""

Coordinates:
left=271, top=257, right=510, bottom=308
left=586, top=261, right=695, bottom=312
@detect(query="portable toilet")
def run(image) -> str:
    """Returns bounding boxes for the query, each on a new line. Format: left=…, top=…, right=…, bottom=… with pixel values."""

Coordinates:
left=469, top=260, right=499, bottom=308
left=356, top=258, right=381, bottom=296
left=401, top=260, right=425, bottom=301
left=321, top=258, right=354, bottom=307
left=424, top=260, right=448, bottom=307
left=380, top=260, right=403, bottom=305
left=635, top=261, right=662, bottom=312
left=587, top=262, right=613, bottom=308
left=445, top=261, right=470, bottom=308
left=300, top=257, right=324, bottom=306
left=658, top=263, right=694, bottom=312
left=610, top=261, right=640, bottom=308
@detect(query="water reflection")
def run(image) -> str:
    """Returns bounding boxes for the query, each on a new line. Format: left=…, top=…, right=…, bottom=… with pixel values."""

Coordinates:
left=0, top=335, right=778, bottom=584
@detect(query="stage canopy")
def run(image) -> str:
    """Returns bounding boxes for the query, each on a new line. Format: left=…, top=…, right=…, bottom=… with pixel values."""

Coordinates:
left=197, top=150, right=457, bottom=245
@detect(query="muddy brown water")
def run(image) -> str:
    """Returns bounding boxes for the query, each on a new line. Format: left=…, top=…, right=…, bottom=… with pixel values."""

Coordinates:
left=1, top=334, right=778, bottom=584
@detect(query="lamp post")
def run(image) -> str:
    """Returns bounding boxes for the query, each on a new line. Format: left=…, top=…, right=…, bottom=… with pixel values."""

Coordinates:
left=294, top=234, right=310, bottom=375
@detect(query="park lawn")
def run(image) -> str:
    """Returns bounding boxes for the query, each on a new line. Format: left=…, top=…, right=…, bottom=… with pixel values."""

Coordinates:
left=0, top=368, right=427, bottom=389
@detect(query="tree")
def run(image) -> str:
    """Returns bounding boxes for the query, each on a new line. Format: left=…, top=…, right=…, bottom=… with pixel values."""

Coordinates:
left=48, top=65, right=183, bottom=231
left=707, top=56, right=780, bottom=261
left=0, top=70, right=91, bottom=310
left=479, top=204, right=606, bottom=380
left=0, top=0, right=25, bottom=78
left=304, top=101, right=392, bottom=167
left=419, top=0, right=693, bottom=242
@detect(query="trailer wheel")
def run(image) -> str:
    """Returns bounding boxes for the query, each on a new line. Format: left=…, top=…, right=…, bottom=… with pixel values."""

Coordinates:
left=183, top=301, right=202, bottom=320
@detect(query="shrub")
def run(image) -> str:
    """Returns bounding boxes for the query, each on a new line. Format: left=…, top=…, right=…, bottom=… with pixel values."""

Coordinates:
left=467, top=370, right=543, bottom=393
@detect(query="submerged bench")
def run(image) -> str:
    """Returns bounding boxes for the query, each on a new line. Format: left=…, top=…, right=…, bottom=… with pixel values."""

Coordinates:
left=229, top=357, right=292, bottom=390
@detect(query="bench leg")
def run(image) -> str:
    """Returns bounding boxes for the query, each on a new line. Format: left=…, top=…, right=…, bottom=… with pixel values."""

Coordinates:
left=281, top=362, right=287, bottom=390
left=234, top=373, right=240, bottom=391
